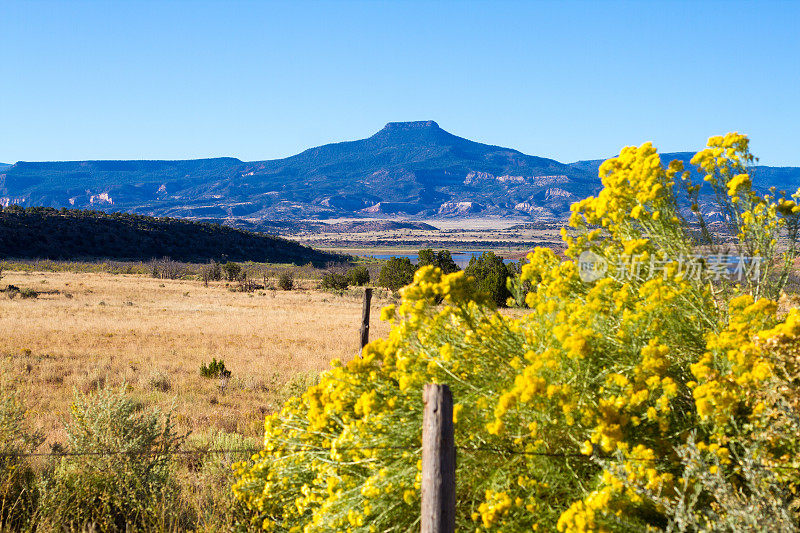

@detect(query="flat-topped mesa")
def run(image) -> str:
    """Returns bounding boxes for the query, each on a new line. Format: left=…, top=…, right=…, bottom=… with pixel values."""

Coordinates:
left=379, top=120, right=441, bottom=131
left=371, top=121, right=453, bottom=144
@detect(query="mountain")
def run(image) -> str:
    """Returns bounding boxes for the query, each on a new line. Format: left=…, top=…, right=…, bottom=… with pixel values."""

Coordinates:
left=0, top=163, right=10, bottom=171
left=0, top=157, right=243, bottom=215
left=2, top=123, right=800, bottom=223
left=570, top=152, right=800, bottom=194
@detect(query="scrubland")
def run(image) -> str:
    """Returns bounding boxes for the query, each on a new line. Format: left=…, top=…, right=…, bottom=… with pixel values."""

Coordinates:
left=0, top=270, right=391, bottom=445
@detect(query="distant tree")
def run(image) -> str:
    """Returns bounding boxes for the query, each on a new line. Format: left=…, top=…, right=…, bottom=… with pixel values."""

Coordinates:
left=464, top=251, right=513, bottom=307
left=320, top=271, right=350, bottom=291
left=222, top=262, right=243, bottom=281
left=200, top=260, right=222, bottom=286
left=278, top=271, right=295, bottom=291
left=261, top=268, right=274, bottom=290
left=347, top=266, right=370, bottom=286
left=210, top=261, right=222, bottom=281
left=378, top=257, right=416, bottom=291
left=150, top=257, right=183, bottom=280
left=417, top=249, right=460, bottom=274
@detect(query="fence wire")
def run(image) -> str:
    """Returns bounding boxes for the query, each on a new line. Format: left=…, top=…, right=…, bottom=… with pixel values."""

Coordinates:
left=3, top=444, right=796, bottom=471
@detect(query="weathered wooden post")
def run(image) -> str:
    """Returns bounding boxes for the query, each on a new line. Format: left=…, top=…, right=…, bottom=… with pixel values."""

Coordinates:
left=421, top=384, right=456, bottom=533
left=359, top=287, right=373, bottom=354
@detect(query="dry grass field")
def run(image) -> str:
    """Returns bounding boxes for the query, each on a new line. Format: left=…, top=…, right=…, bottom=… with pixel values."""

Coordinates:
left=0, top=270, right=392, bottom=447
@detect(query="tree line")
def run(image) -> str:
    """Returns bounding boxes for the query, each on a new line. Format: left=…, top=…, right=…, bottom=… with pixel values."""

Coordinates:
left=0, top=205, right=343, bottom=265
left=319, top=248, right=524, bottom=307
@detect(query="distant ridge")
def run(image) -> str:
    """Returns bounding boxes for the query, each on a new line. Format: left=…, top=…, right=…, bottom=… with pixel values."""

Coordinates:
left=2, top=123, right=800, bottom=222
left=567, top=152, right=800, bottom=194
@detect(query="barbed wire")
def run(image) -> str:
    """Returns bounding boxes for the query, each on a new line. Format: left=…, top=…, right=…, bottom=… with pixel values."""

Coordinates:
left=0, top=444, right=599, bottom=459
left=0, top=447, right=261, bottom=459
left=2, top=443, right=800, bottom=472
left=0, top=443, right=767, bottom=468
left=0, top=444, right=414, bottom=459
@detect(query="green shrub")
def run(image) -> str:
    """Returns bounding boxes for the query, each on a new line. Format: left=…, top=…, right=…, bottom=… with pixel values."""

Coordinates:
left=279, top=371, right=320, bottom=401
left=377, top=256, right=415, bottom=291
left=0, top=388, right=43, bottom=530
left=346, top=265, right=371, bottom=286
left=200, top=261, right=222, bottom=286
left=200, top=358, right=231, bottom=379
left=145, top=370, right=172, bottom=392
left=417, top=248, right=460, bottom=274
left=320, top=271, right=349, bottom=290
left=19, top=288, right=38, bottom=299
left=38, top=386, right=185, bottom=531
left=609, top=435, right=798, bottom=532
left=463, top=251, right=512, bottom=307
left=179, top=430, right=257, bottom=530
left=278, top=271, right=295, bottom=291
left=222, top=262, right=243, bottom=282
left=210, top=261, right=222, bottom=281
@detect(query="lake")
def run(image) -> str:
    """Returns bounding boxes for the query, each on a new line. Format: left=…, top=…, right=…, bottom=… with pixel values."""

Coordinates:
left=364, top=251, right=517, bottom=269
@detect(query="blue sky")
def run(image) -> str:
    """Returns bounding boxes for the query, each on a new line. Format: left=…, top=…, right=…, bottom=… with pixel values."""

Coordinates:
left=1, top=0, right=799, bottom=165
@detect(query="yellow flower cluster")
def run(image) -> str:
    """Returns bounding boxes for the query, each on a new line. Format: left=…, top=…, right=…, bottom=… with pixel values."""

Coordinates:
left=475, top=490, right=512, bottom=527
left=691, top=295, right=777, bottom=428
left=690, top=132, right=753, bottom=186
left=570, top=142, right=671, bottom=229
left=688, top=132, right=800, bottom=302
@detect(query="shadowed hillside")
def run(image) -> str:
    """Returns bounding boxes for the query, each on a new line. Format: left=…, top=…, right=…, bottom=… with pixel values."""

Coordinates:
left=0, top=206, right=345, bottom=264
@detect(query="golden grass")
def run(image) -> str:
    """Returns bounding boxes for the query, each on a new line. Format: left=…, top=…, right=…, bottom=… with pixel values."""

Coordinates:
left=0, top=270, right=391, bottom=445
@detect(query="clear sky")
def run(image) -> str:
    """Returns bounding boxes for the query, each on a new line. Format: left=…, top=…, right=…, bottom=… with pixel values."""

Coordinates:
left=1, top=0, right=799, bottom=166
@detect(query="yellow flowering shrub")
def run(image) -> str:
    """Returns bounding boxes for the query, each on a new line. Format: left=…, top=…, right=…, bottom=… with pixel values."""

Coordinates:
left=234, top=135, right=800, bottom=531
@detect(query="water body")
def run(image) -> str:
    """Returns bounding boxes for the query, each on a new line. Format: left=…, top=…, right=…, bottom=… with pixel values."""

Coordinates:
left=365, top=251, right=517, bottom=269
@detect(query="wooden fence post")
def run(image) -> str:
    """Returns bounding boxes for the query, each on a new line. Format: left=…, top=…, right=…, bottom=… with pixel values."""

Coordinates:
left=421, top=384, right=456, bottom=533
left=359, top=287, right=373, bottom=354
